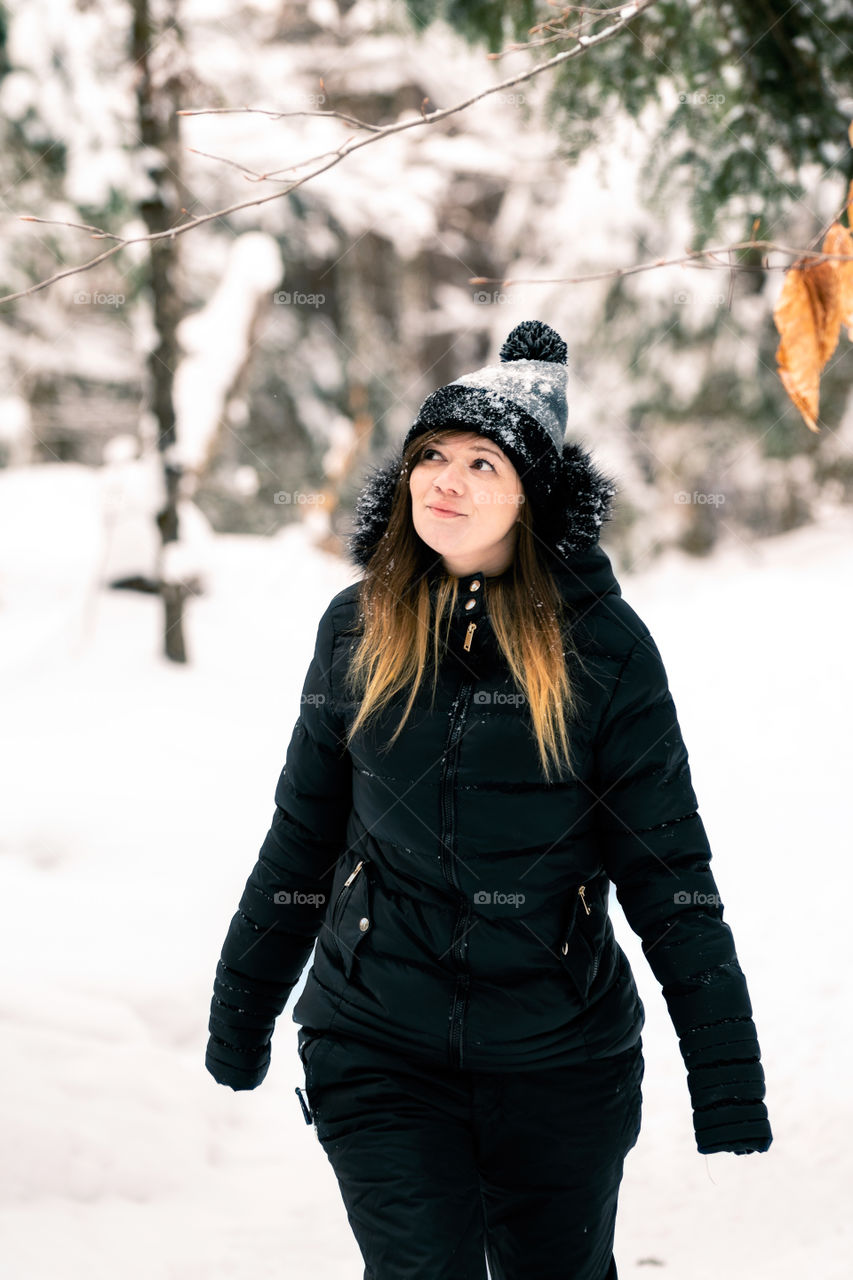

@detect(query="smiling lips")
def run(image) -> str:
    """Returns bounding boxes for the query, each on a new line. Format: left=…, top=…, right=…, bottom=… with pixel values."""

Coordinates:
left=428, top=505, right=466, bottom=518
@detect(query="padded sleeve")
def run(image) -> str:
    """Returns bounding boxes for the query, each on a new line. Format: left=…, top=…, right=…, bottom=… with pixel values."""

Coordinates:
left=592, top=633, right=772, bottom=1155
left=205, top=597, right=353, bottom=1090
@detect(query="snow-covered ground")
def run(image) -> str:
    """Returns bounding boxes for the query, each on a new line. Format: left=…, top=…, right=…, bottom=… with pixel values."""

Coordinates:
left=1, top=463, right=851, bottom=1279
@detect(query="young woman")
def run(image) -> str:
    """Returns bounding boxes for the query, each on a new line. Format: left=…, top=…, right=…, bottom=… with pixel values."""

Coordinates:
left=205, top=320, right=772, bottom=1280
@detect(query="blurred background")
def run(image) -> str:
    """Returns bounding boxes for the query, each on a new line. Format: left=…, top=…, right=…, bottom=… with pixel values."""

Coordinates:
left=1, top=1, right=852, bottom=1276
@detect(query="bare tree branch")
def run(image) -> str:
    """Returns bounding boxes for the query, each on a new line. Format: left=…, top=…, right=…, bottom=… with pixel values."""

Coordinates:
left=177, top=105, right=383, bottom=132
left=18, top=215, right=126, bottom=242
left=490, top=2, right=634, bottom=58
left=2, top=0, right=661, bottom=306
left=183, top=142, right=355, bottom=184
left=468, top=238, right=853, bottom=288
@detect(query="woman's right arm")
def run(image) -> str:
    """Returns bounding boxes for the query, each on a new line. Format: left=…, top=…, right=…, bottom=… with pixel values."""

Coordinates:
left=205, top=595, right=353, bottom=1091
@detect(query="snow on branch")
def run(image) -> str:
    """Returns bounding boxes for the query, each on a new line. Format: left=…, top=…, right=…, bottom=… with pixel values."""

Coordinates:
left=3, top=0, right=661, bottom=306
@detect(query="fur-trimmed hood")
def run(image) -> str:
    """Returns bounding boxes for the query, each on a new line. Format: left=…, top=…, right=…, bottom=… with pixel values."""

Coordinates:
left=344, top=439, right=623, bottom=606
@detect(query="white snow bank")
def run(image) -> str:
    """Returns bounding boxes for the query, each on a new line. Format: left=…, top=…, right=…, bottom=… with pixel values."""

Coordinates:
left=0, top=474, right=851, bottom=1277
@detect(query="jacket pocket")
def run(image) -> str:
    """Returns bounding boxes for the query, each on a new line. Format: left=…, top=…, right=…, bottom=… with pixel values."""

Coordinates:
left=299, top=1032, right=338, bottom=1127
left=329, top=857, right=372, bottom=980
left=557, top=881, right=600, bottom=1001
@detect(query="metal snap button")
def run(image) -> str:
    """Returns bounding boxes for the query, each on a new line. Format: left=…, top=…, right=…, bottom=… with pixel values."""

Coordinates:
left=561, top=942, right=568, bottom=955
left=359, top=917, right=371, bottom=932
left=469, top=579, right=481, bottom=591
left=465, top=598, right=477, bottom=610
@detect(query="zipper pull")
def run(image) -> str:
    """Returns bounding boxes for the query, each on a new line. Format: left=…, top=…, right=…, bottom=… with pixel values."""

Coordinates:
left=578, top=884, right=591, bottom=916
left=463, top=622, right=477, bottom=652
left=295, top=1086, right=314, bottom=1125
left=344, top=860, right=364, bottom=888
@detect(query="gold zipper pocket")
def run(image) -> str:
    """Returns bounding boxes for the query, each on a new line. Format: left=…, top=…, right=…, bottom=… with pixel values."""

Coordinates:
left=331, top=859, right=367, bottom=925
left=578, top=884, right=591, bottom=916
left=344, top=860, right=365, bottom=888
left=463, top=622, right=477, bottom=652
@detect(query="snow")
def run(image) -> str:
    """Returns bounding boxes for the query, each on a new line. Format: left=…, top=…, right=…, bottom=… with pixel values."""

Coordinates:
left=0, top=459, right=851, bottom=1277
left=3, top=0, right=137, bottom=210
left=172, top=232, right=284, bottom=474
left=0, top=395, right=32, bottom=465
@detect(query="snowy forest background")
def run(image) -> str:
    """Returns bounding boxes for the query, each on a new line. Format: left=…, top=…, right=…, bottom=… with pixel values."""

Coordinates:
left=1, top=1, right=852, bottom=1276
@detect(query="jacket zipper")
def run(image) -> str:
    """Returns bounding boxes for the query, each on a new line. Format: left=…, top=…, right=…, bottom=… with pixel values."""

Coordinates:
left=439, top=677, right=475, bottom=1068
left=562, top=882, right=602, bottom=988
left=331, top=858, right=367, bottom=925
left=581, top=883, right=603, bottom=985
left=463, top=622, right=477, bottom=652
left=439, top=683, right=473, bottom=892
left=345, top=860, right=366, bottom=888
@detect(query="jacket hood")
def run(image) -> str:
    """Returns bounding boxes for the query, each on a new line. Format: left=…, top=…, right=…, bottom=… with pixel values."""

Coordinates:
left=345, top=440, right=623, bottom=609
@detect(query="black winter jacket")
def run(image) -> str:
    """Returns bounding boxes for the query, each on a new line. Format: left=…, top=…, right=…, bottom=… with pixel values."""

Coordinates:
left=205, top=452, right=772, bottom=1157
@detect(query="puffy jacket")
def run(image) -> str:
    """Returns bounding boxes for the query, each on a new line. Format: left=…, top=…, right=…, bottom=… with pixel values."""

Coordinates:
left=205, top=451, right=772, bottom=1157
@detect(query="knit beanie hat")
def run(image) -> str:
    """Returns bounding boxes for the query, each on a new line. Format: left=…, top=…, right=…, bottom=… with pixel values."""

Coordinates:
left=403, top=319, right=570, bottom=492
left=348, top=319, right=618, bottom=569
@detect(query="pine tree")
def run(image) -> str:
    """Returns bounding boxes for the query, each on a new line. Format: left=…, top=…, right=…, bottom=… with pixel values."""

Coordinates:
left=406, top=1, right=853, bottom=245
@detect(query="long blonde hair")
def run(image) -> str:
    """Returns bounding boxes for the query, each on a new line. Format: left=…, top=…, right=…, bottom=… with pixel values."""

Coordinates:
left=343, top=426, right=591, bottom=783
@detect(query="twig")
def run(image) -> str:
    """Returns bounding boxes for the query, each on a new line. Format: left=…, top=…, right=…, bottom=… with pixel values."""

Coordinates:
left=18, top=215, right=126, bottom=242
left=490, top=3, right=632, bottom=58
left=176, top=105, right=383, bottom=133
left=2, top=0, right=661, bottom=306
left=468, top=238, right=853, bottom=288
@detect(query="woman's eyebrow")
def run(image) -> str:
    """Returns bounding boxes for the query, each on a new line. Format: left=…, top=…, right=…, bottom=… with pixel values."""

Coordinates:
left=431, top=440, right=504, bottom=460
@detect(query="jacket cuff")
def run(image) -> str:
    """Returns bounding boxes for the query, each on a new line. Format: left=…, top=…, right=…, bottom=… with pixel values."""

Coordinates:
left=693, top=1097, right=773, bottom=1154
left=205, top=1034, right=271, bottom=1091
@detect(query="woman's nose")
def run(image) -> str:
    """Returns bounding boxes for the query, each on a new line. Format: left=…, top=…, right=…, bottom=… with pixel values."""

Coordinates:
left=433, top=460, right=465, bottom=490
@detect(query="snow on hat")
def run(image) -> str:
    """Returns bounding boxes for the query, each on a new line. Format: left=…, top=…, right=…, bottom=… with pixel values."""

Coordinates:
left=404, top=319, right=570, bottom=471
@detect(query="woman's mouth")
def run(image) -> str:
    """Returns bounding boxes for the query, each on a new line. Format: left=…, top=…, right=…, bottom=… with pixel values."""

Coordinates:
left=428, top=505, right=465, bottom=518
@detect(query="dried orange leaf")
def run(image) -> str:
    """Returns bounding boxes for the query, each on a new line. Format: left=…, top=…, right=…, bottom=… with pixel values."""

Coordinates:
left=808, top=256, right=841, bottom=364
left=824, top=221, right=853, bottom=344
left=773, top=266, right=821, bottom=432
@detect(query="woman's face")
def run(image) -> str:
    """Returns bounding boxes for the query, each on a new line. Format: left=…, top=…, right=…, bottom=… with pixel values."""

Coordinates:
left=408, top=431, right=525, bottom=577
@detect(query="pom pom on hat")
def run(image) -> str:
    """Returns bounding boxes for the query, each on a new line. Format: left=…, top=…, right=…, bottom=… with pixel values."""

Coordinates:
left=499, top=320, right=568, bottom=366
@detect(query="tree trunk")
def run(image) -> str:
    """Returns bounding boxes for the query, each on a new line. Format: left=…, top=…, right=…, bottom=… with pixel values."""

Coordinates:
left=131, top=0, right=191, bottom=663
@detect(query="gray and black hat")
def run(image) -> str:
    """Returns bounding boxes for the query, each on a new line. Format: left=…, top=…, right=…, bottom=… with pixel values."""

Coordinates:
left=348, top=320, right=618, bottom=570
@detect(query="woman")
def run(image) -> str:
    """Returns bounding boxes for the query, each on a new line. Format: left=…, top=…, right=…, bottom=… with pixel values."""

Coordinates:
left=205, top=320, right=772, bottom=1280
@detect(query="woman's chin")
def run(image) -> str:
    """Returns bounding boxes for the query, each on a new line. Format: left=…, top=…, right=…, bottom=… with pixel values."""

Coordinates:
left=414, top=524, right=470, bottom=553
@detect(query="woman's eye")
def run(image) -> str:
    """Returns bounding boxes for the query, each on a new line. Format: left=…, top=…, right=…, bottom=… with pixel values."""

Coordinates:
left=422, top=449, right=494, bottom=471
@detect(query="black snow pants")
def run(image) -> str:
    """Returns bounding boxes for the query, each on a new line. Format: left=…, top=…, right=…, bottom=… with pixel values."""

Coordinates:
left=296, top=1027, right=644, bottom=1280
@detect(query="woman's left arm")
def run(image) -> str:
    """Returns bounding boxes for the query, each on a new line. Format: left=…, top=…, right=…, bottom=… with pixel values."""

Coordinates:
left=592, top=630, right=773, bottom=1156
